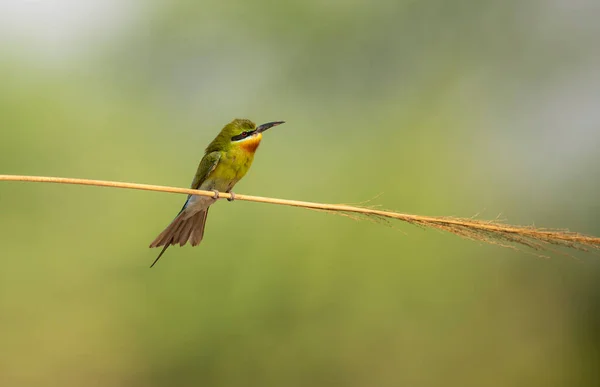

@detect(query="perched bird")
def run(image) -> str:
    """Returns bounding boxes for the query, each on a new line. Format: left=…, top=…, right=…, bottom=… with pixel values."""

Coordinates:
left=149, top=118, right=284, bottom=267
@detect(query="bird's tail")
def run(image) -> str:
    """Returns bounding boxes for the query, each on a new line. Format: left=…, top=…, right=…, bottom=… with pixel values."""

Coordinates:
left=148, top=209, right=209, bottom=267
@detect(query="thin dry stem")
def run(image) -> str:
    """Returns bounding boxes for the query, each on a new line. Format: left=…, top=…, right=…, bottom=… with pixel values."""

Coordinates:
left=1, top=174, right=598, bottom=255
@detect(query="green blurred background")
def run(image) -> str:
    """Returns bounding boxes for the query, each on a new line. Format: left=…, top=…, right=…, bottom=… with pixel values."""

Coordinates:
left=1, top=1, right=599, bottom=386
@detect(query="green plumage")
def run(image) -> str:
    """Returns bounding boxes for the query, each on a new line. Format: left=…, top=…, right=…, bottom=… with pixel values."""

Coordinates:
left=205, top=118, right=256, bottom=153
left=149, top=118, right=284, bottom=267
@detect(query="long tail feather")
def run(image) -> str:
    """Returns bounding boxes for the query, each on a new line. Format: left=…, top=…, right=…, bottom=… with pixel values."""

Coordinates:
left=150, top=244, right=170, bottom=268
left=149, top=209, right=209, bottom=267
left=190, top=210, right=209, bottom=246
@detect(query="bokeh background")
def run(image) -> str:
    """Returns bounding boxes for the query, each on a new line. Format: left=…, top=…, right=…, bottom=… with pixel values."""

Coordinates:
left=1, top=1, right=599, bottom=386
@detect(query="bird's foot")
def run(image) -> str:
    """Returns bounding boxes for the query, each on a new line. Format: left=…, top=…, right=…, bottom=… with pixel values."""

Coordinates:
left=211, top=189, right=220, bottom=199
left=227, top=191, right=236, bottom=202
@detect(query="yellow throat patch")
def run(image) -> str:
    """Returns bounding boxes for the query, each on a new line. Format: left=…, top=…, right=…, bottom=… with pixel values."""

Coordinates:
left=238, top=133, right=263, bottom=153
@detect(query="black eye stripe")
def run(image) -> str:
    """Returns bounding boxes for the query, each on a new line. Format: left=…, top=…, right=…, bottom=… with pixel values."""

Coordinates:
left=231, top=130, right=255, bottom=141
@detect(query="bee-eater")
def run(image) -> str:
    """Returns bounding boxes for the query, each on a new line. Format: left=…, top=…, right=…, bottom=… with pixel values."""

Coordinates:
left=149, top=118, right=284, bottom=267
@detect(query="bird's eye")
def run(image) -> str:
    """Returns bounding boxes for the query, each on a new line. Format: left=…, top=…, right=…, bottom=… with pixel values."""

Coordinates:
left=232, top=130, right=255, bottom=141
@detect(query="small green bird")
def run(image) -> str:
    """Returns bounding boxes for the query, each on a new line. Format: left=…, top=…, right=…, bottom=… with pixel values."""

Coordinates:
left=149, top=118, right=284, bottom=267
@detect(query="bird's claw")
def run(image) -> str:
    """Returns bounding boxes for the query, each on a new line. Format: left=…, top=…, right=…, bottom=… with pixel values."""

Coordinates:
left=227, top=191, right=236, bottom=202
left=211, top=189, right=220, bottom=199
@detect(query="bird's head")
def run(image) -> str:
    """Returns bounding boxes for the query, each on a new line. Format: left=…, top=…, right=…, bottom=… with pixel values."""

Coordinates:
left=216, top=118, right=284, bottom=153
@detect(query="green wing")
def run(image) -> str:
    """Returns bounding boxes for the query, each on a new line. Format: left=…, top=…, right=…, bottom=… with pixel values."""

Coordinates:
left=190, top=151, right=221, bottom=189
left=177, top=151, right=221, bottom=212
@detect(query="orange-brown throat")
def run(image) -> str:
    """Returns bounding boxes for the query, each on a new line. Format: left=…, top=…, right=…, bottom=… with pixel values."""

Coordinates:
left=239, top=134, right=262, bottom=153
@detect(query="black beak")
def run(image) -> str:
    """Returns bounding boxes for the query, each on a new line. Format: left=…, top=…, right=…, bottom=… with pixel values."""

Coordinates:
left=256, top=121, right=285, bottom=133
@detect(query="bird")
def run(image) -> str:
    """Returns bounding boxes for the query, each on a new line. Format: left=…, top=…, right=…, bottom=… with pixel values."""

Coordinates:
left=149, top=118, right=285, bottom=267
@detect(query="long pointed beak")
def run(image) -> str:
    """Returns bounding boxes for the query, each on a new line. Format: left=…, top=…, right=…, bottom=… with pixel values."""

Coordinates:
left=256, top=121, right=285, bottom=133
